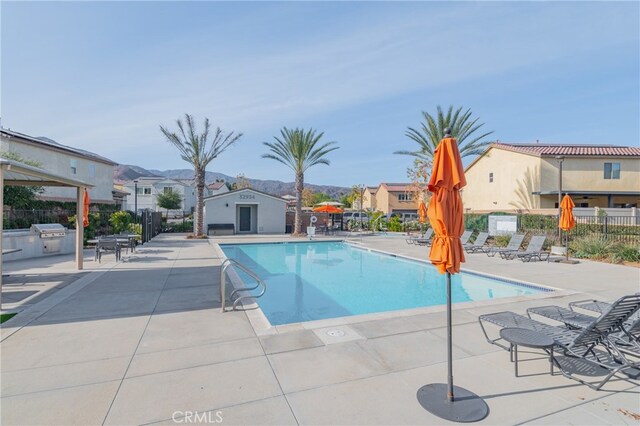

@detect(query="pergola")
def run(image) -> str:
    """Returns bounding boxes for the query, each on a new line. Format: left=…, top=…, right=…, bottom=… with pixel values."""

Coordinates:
left=1, top=157, right=93, bottom=289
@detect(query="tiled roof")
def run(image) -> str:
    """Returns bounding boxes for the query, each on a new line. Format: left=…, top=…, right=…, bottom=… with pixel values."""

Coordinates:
left=1, top=128, right=118, bottom=165
left=207, top=181, right=226, bottom=190
left=493, top=142, right=640, bottom=157
left=381, top=183, right=413, bottom=192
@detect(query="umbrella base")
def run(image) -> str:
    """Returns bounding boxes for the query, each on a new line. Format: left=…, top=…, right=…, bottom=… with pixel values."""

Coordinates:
left=417, top=383, right=489, bottom=423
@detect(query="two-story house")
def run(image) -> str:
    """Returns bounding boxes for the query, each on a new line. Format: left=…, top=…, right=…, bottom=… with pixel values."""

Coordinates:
left=207, top=181, right=229, bottom=197
left=0, top=128, right=117, bottom=204
left=462, top=143, right=640, bottom=212
left=122, top=177, right=196, bottom=215
left=362, top=183, right=420, bottom=216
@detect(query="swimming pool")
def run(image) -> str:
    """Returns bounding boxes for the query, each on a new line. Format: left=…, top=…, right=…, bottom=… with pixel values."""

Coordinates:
left=220, top=242, right=549, bottom=326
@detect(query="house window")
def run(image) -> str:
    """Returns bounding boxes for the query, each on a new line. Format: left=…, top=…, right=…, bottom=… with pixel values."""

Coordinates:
left=489, top=172, right=494, bottom=183
left=88, top=164, right=96, bottom=177
left=398, top=193, right=411, bottom=201
left=604, top=162, right=620, bottom=179
left=139, top=187, right=152, bottom=195
left=70, top=159, right=77, bottom=175
left=163, top=187, right=173, bottom=194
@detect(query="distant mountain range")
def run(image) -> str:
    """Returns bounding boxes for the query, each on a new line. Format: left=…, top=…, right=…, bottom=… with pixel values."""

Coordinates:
left=114, top=164, right=350, bottom=198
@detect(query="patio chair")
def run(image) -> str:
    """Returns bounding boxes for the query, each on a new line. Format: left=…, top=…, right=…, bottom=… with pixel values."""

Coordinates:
left=479, top=293, right=640, bottom=390
left=501, top=235, right=548, bottom=261
left=528, top=302, right=640, bottom=352
left=117, top=232, right=135, bottom=253
left=460, top=230, right=473, bottom=246
left=96, top=236, right=121, bottom=263
left=482, top=233, right=525, bottom=257
left=414, top=228, right=434, bottom=246
left=532, top=296, right=640, bottom=339
left=464, top=232, right=489, bottom=253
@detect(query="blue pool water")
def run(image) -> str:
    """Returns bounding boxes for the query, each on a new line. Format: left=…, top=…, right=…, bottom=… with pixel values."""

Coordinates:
left=221, top=242, right=548, bottom=326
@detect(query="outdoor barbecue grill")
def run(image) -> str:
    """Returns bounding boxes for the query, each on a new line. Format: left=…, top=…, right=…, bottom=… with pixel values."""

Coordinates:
left=30, top=224, right=67, bottom=253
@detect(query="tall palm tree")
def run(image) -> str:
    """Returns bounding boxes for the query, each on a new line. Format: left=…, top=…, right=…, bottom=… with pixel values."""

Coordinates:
left=160, top=114, right=242, bottom=236
left=262, top=127, right=338, bottom=235
left=395, top=105, right=494, bottom=161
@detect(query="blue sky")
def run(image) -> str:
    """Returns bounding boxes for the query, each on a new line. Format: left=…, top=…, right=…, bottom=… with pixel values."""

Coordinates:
left=2, top=1, right=638, bottom=187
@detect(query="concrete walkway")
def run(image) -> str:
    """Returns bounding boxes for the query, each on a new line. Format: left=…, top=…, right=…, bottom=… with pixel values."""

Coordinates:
left=1, top=234, right=638, bottom=425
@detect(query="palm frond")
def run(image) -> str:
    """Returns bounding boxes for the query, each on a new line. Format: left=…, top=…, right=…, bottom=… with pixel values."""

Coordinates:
left=396, top=105, right=494, bottom=161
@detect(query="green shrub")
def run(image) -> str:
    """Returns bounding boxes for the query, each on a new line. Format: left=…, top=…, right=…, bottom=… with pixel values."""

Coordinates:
left=569, top=235, right=616, bottom=260
left=404, top=220, right=421, bottom=232
left=109, top=211, right=132, bottom=234
left=610, top=243, right=640, bottom=264
left=164, top=221, right=194, bottom=233
left=387, top=216, right=403, bottom=232
left=494, top=235, right=511, bottom=247
left=464, top=214, right=488, bottom=231
left=69, top=213, right=100, bottom=244
left=128, top=223, right=142, bottom=236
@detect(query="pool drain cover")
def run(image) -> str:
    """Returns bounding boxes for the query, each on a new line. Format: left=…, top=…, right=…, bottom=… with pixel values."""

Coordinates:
left=326, top=329, right=345, bottom=337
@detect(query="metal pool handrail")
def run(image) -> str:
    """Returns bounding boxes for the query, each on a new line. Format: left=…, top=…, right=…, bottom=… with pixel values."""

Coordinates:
left=220, top=258, right=267, bottom=312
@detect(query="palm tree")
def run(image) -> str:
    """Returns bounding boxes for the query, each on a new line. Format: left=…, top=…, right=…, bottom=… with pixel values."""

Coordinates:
left=160, top=114, right=242, bottom=236
left=262, top=127, right=338, bottom=235
left=395, top=105, right=494, bottom=161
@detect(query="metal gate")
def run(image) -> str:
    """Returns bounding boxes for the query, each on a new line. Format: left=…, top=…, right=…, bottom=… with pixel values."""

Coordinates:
left=141, top=210, right=163, bottom=244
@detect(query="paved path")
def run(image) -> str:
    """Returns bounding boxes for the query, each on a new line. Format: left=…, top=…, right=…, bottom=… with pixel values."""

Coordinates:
left=1, top=234, right=638, bottom=425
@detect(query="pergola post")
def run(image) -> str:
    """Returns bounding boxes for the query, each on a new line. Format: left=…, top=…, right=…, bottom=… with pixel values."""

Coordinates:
left=1, top=167, right=4, bottom=291
left=76, top=187, right=84, bottom=270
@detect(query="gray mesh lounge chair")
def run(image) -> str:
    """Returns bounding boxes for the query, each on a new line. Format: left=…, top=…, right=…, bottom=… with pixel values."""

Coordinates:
left=501, top=235, right=548, bottom=261
left=460, top=230, right=473, bottom=245
left=406, top=228, right=433, bottom=244
left=483, top=233, right=525, bottom=257
left=413, top=228, right=434, bottom=246
left=528, top=303, right=640, bottom=354
left=464, top=232, right=489, bottom=253
left=533, top=297, right=640, bottom=338
left=479, top=293, right=640, bottom=390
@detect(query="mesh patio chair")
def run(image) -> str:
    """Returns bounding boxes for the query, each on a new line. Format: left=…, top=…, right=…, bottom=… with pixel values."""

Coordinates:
left=501, top=235, right=548, bottom=261
left=464, top=232, right=489, bottom=253
left=96, top=236, right=121, bottom=263
left=459, top=230, right=473, bottom=246
left=479, top=293, right=640, bottom=390
left=482, top=233, right=525, bottom=257
left=530, top=296, right=640, bottom=345
left=414, top=228, right=434, bottom=246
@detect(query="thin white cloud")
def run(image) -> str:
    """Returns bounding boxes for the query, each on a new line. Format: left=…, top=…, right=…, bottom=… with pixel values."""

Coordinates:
left=2, top=2, right=638, bottom=184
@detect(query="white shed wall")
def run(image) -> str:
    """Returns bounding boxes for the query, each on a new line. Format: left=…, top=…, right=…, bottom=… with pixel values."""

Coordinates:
left=204, top=190, right=286, bottom=234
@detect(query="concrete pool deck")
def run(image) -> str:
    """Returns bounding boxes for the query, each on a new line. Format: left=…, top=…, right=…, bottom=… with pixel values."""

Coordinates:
left=1, top=233, right=638, bottom=425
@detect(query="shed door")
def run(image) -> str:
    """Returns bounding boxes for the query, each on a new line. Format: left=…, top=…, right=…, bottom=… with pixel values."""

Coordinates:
left=239, top=206, right=251, bottom=232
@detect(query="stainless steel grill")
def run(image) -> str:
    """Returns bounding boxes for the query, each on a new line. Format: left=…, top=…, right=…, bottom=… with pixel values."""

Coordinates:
left=30, top=224, right=67, bottom=239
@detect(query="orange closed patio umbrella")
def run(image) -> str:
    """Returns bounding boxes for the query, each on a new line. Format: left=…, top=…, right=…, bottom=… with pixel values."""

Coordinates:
left=418, top=200, right=428, bottom=224
left=83, top=189, right=90, bottom=228
left=417, top=130, right=488, bottom=422
left=559, top=194, right=575, bottom=261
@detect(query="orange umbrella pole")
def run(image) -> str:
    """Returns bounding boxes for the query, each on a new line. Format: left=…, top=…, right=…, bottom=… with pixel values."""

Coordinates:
left=446, top=271, right=454, bottom=401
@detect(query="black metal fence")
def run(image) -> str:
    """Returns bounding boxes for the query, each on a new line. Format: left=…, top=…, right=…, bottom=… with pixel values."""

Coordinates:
left=141, top=211, right=163, bottom=243
left=3, top=208, right=117, bottom=235
left=464, top=213, right=640, bottom=244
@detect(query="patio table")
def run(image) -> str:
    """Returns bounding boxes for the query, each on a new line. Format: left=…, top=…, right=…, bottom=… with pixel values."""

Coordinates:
left=499, top=327, right=557, bottom=377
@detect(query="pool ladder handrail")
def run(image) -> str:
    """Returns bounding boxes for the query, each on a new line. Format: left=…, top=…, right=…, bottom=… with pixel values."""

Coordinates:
left=220, top=258, right=267, bottom=312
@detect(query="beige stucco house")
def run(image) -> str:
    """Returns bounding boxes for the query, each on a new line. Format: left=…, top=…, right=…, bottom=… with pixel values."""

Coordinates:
left=362, top=183, right=420, bottom=216
left=0, top=128, right=117, bottom=203
left=462, top=143, right=640, bottom=212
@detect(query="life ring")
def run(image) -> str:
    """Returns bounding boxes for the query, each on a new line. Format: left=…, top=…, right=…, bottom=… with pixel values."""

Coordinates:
left=310, top=215, right=318, bottom=224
